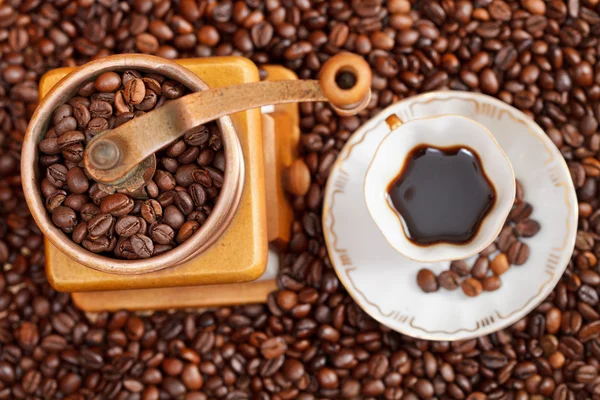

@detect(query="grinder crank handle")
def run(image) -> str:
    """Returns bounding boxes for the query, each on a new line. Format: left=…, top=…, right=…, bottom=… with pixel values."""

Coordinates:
left=84, top=53, right=372, bottom=185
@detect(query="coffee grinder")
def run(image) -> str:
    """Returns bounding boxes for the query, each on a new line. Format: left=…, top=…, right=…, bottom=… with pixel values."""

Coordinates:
left=21, top=53, right=372, bottom=311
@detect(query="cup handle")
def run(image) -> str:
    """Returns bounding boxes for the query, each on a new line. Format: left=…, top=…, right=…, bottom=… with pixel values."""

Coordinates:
left=385, top=114, right=403, bottom=130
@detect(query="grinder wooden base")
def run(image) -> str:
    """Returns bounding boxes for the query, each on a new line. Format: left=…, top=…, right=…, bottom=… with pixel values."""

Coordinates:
left=72, top=281, right=279, bottom=312
left=41, top=61, right=299, bottom=310
left=71, top=250, right=280, bottom=311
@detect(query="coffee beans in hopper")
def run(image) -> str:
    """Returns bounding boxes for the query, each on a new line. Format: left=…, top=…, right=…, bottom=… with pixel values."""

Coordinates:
left=0, top=0, right=599, bottom=398
left=417, top=180, right=541, bottom=296
left=38, top=71, right=225, bottom=259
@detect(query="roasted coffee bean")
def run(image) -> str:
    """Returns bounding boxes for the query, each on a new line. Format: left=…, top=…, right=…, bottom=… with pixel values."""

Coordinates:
left=188, top=211, right=208, bottom=225
left=141, top=199, right=163, bottom=224
left=114, top=91, right=131, bottom=114
left=53, top=104, right=73, bottom=125
left=579, top=321, right=600, bottom=342
left=515, top=219, right=541, bottom=237
left=122, top=70, right=142, bottom=84
left=66, top=167, right=89, bottom=194
left=95, top=72, right=122, bottom=93
left=100, top=194, right=135, bottom=216
left=508, top=241, right=530, bottom=265
left=497, top=227, right=517, bottom=253
left=57, top=130, right=85, bottom=148
left=260, top=336, right=287, bottom=359
left=417, top=269, right=438, bottom=293
left=130, top=234, right=154, bottom=258
left=481, top=350, right=508, bottom=369
left=82, top=236, right=110, bottom=253
left=86, top=117, right=109, bottom=134
left=163, top=80, right=185, bottom=99
left=574, top=364, right=597, bottom=383
left=115, top=111, right=134, bottom=126
left=197, top=148, right=215, bottom=166
left=489, top=0, right=512, bottom=21
left=54, top=116, right=78, bottom=135
left=178, top=147, right=199, bottom=164
left=471, top=256, right=489, bottom=279
left=481, top=243, right=497, bottom=257
left=184, top=126, right=210, bottom=146
left=204, top=167, right=224, bottom=188
left=89, top=93, right=113, bottom=105
left=63, top=193, right=88, bottom=211
left=115, top=237, right=134, bottom=259
left=45, top=190, right=67, bottom=212
left=52, top=206, right=77, bottom=229
left=166, top=140, right=187, bottom=158
left=80, top=203, right=99, bottom=222
left=136, top=89, right=158, bottom=111
left=175, top=191, right=195, bottom=215
left=46, top=164, right=68, bottom=187
left=157, top=190, right=177, bottom=208
left=450, top=260, right=470, bottom=276
left=189, top=184, right=207, bottom=207
left=580, top=270, right=600, bottom=286
left=39, top=138, right=61, bottom=155
left=87, top=213, right=114, bottom=239
left=154, top=170, right=176, bottom=191
left=508, top=202, right=533, bottom=222
left=124, top=78, right=146, bottom=105
left=142, top=77, right=162, bottom=94
left=152, top=244, right=173, bottom=256
left=177, top=221, right=200, bottom=243
left=438, top=270, right=460, bottom=290
left=281, top=358, right=305, bottom=382
left=462, top=278, right=483, bottom=297
left=578, top=285, right=599, bottom=305
left=114, top=215, right=141, bottom=237
left=163, top=205, right=185, bottom=230
left=482, top=276, right=501, bottom=291
left=176, top=164, right=198, bottom=187
left=192, top=168, right=212, bottom=187
left=161, top=158, right=180, bottom=173
left=150, top=224, right=174, bottom=245
left=89, top=100, right=112, bottom=119
left=146, top=181, right=159, bottom=198
left=62, top=143, right=84, bottom=162
left=72, top=222, right=88, bottom=244
left=491, top=253, right=510, bottom=276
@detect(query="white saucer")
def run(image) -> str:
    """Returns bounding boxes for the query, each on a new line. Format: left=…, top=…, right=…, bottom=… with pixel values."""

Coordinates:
left=323, top=91, right=578, bottom=341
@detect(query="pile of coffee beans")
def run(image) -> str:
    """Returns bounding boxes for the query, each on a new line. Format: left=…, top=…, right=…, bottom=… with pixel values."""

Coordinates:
left=1, top=0, right=600, bottom=398
left=38, top=70, right=225, bottom=259
left=417, top=180, right=541, bottom=297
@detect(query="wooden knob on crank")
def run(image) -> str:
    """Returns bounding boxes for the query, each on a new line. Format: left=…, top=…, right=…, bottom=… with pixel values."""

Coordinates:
left=320, top=52, right=372, bottom=116
left=284, top=159, right=311, bottom=196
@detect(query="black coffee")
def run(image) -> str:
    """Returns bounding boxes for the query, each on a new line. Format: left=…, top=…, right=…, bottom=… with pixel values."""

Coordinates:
left=387, top=145, right=496, bottom=245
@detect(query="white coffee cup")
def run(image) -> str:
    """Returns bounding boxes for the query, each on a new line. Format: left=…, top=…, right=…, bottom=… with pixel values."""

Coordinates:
left=364, top=114, right=515, bottom=263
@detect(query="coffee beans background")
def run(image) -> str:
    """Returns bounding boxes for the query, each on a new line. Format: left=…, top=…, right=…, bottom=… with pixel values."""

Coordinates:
left=1, top=0, right=600, bottom=398
left=38, top=69, right=225, bottom=259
